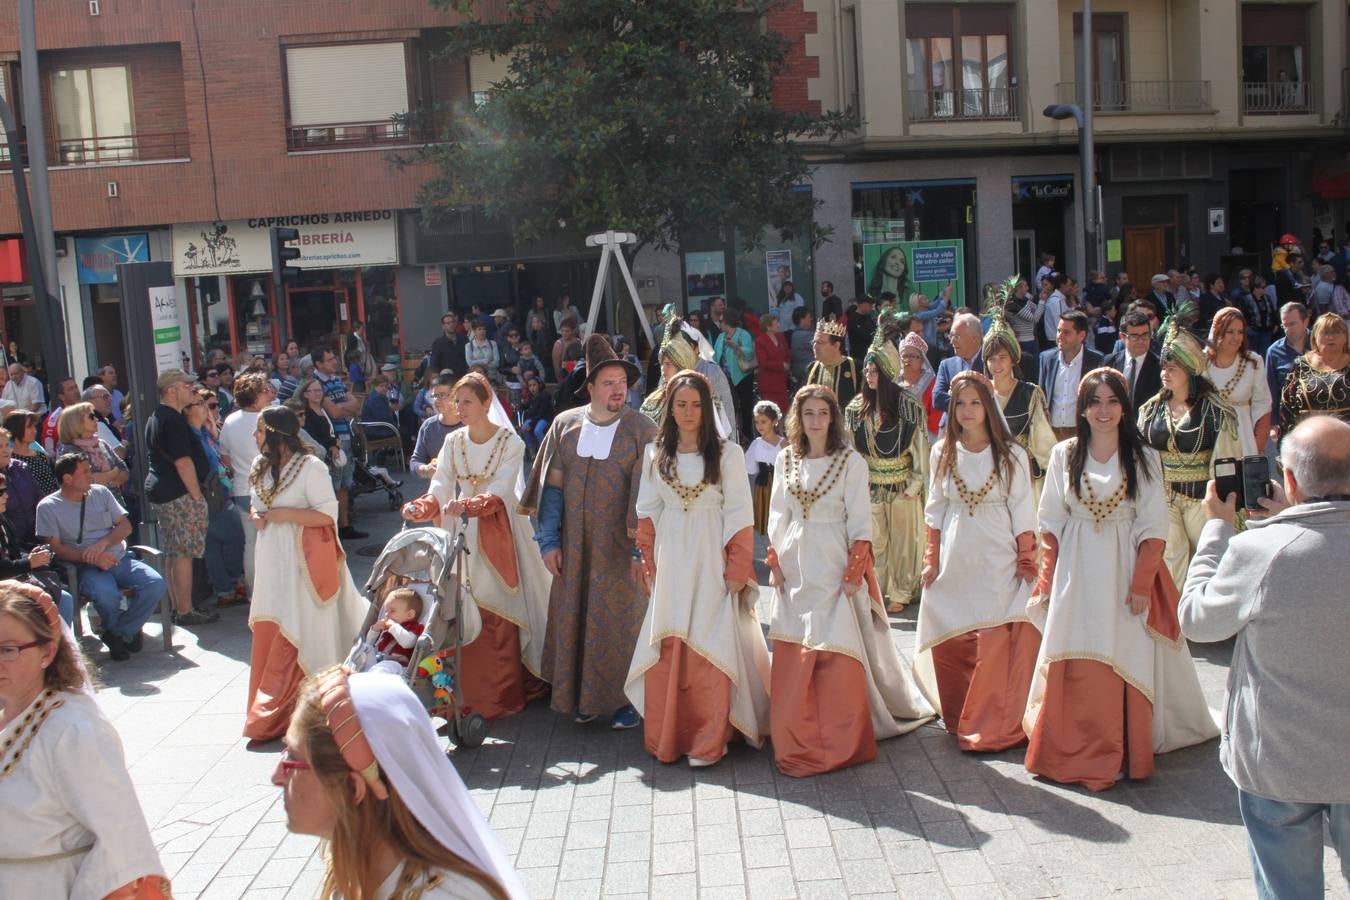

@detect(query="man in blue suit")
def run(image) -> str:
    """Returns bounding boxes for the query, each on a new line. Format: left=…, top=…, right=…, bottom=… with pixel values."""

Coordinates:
left=1039, top=310, right=1103, bottom=439
left=933, top=312, right=984, bottom=429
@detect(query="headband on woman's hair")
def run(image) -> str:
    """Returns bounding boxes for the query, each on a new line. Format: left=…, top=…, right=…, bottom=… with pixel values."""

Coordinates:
left=262, top=416, right=299, bottom=437
left=316, top=667, right=389, bottom=800
left=458, top=371, right=494, bottom=395
left=4, top=579, right=61, bottom=634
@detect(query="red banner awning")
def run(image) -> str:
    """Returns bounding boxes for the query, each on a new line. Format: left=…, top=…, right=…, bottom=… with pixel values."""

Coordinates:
left=0, top=238, right=28, bottom=284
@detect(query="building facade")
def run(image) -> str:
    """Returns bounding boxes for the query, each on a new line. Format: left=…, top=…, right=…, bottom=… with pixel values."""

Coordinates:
left=0, top=0, right=1347, bottom=378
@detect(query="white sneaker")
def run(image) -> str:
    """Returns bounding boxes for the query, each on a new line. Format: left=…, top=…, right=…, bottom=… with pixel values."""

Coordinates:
left=688, top=746, right=728, bottom=768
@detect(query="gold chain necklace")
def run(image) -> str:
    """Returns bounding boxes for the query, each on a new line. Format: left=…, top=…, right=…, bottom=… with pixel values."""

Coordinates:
left=393, top=864, right=445, bottom=899
left=456, top=428, right=510, bottom=494
left=862, top=412, right=901, bottom=460
left=0, top=689, right=64, bottom=780
left=659, top=456, right=711, bottom=512
left=1215, top=354, right=1249, bottom=402
left=786, top=448, right=848, bottom=519
left=1081, top=476, right=1128, bottom=531
left=250, top=453, right=308, bottom=508
left=950, top=456, right=999, bottom=515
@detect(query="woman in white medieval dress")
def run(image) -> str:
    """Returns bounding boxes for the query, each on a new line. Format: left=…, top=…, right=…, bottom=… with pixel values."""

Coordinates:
left=914, top=371, right=1041, bottom=752
left=403, top=372, right=551, bottom=720
left=625, top=370, right=770, bottom=767
left=1205, top=306, right=1272, bottom=457
left=0, top=580, right=169, bottom=898
left=1024, top=367, right=1219, bottom=791
left=765, top=385, right=933, bottom=777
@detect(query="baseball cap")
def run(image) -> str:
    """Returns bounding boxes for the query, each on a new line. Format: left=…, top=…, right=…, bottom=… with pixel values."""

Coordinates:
left=491, top=308, right=510, bottom=318
left=1150, top=274, right=1169, bottom=284
left=380, top=363, right=398, bottom=372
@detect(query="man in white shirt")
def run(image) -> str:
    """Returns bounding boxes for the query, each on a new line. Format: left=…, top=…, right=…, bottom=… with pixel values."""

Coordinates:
left=3, top=362, right=45, bottom=413
left=217, top=371, right=275, bottom=592
left=1038, top=310, right=1104, bottom=438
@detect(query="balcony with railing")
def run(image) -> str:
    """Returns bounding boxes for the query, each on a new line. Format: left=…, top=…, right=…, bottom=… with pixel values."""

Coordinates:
left=907, top=86, right=1018, bottom=122
left=1242, top=80, right=1317, bottom=115
left=1055, top=81, right=1212, bottom=114
left=0, top=131, right=190, bottom=167
left=286, top=119, right=424, bottom=152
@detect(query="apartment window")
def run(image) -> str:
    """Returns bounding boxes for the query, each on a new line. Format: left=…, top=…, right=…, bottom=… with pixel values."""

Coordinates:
left=841, top=7, right=860, bottom=113
left=285, top=42, right=411, bottom=150
left=906, top=5, right=1013, bottom=120
left=1241, top=4, right=1313, bottom=113
left=1073, top=14, right=1125, bottom=110
left=50, top=66, right=134, bottom=164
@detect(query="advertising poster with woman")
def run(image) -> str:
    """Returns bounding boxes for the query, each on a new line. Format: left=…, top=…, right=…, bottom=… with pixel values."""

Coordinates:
left=685, top=251, right=727, bottom=308
left=862, top=240, right=966, bottom=311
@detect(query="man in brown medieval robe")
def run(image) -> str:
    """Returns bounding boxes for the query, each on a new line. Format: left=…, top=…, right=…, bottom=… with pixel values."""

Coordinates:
left=520, top=334, right=658, bottom=727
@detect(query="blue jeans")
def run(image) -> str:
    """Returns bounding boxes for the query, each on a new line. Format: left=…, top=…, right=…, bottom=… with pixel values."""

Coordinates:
left=57, top=589, right=74, bottom=625
left=1239, top=789, right=1350, bottom=899
left=203, top=503, right=245, bottom=598
left=79, top=555, right=165, bottom=641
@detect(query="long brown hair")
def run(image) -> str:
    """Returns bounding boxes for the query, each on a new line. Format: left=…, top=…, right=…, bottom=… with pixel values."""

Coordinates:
left=0, top=582, right=91, bottom=693
left=654, top=371, right=722, bottom=486
left=1206, top=307, right=1251, bottom=361
left=250, top=405, right=310, bottom=488
left=291, top=676, right=508, bottom=900
left=1069, top=368, right=1153, bottom=501
left=785, top=385, right=849, bottom=456
left=935, top=373, right=1018, bottom=488
left=859, top=364, right=900, bottom=430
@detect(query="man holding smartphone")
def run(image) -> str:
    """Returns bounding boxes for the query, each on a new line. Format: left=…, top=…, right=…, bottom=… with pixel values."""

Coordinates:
left=1178, top=415, right=1350, bottom=899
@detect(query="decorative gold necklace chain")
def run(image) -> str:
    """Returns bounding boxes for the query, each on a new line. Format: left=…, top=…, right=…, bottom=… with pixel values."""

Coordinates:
left=1216, top=355, right=1248, bottom=402
left=456, top=428, right=510, bottom=494
left=787, top=448, right=848, bottom=519
left=951, top=464, right=999, bottom=515
left=863, top=412, right=901, bottom=459
left=1, top=689, right=63, bottom=780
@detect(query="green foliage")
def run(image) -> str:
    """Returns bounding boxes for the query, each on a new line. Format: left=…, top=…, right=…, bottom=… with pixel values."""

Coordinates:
left=417, top=0, right=857, bottom=253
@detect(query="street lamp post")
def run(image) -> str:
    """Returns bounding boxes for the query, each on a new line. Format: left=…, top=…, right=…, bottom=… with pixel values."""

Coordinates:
left=1043, top=0, right=1100, bottom=275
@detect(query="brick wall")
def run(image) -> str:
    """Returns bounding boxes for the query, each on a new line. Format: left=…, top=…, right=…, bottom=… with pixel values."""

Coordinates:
left=768, top=0, right=821, bottom=116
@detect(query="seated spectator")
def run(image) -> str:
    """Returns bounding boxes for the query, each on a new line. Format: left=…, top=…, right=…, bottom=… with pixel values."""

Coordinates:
left=37, top=453, right=166, bottom=660
left=519, top=373, right=553, bottom=454
left=272, top=351, right=299, bottom=403
left=56, top=401, right=129, bottom=505
left=3, top=361, right=45, bottom=412
left=1179, top=415, right=1350, bottom=899
left=511, top=340, right=546, bottom=388
left=411, top=369, right=437, bottom=421
left=0, top=426, right=42, bottom=545
left=0, top=471, right=74, bottom=622
left=4, top=410, right=58, bottom=496
left=409, top=371, right=462, bottom=480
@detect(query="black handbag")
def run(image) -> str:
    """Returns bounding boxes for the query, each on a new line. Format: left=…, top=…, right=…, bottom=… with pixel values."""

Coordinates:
left=201, top=468, right=228, bottom=513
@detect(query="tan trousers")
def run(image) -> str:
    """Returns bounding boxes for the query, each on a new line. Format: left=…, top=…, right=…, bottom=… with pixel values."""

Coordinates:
left=872, top=491, right=925, bottom=607
left=1164, top=492, right=1207, bottom=588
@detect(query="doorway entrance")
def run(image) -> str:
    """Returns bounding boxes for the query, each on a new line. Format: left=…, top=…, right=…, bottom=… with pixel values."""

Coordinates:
left=287, top=286, right=349, bottom=359
left=1123, top=227, right=1165, bottom=287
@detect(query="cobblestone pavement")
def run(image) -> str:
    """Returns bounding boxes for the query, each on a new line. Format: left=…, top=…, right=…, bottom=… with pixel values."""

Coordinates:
left=90, top=491, right=1348, bottom=899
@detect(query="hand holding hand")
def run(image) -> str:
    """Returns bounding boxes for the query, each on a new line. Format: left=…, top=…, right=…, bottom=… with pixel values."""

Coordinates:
left=28, top=548, right=52, bottom=568
left=445, top=500, right=466, bottom=518
left=250, top=510, right=268, bottom=530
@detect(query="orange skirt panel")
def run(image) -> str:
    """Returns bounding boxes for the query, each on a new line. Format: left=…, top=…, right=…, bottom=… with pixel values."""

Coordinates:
left=1024, top=658, right=1155, bottom=791
left=458, top=608, right=548, bottom=720
left=104, top=875, right=173, bottom=899
left=244, top=621, right=305, bottom=742
left=930, top=631, right=978, bottom=735
left=770, top=641, right=875, bottom=777
left=953, top=622, right=1040, bottom=752
left=643, top=636, right=734, bottom=764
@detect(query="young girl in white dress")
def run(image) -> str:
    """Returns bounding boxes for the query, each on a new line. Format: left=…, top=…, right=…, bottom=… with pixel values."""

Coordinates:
left=765, top=385, right=933, bottom=776
left=626, top=371, right=770, bottom=767
left=1205, top=307, right=1272, bottom=457
left=744, top=399, right=784, bottom=534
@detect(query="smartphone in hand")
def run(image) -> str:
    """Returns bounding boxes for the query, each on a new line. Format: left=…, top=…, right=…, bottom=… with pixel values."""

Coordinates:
left=1241, top=455, right=1272, bottom=511
left=1214, top=457, right=1243, bottom=508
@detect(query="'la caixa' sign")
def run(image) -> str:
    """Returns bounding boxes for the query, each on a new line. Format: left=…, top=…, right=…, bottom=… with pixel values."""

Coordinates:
left=1013, top=177, right=1074, bottom=202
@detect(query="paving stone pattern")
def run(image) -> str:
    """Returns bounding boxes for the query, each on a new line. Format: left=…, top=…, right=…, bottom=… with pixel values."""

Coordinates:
left=94, top=497, right=1348, bottom=899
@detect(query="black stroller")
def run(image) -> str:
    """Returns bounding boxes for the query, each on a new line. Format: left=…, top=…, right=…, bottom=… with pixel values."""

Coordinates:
left=344, top=525, right=488, bottom=749
left=347, top=423, right=406, bottom=511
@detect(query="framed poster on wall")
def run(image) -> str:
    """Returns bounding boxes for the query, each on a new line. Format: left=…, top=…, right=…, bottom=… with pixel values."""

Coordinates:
left=684, top=250, right=726, bottom=309
left=861, top=239, right=966, bottom=311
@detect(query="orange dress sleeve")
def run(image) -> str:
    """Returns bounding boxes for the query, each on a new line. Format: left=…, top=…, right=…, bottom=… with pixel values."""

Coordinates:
left=723, top=525, right=754, bottom=585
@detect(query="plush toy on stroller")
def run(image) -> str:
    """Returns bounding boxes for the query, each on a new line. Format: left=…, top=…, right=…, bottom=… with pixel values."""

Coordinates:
left=345, top=525, right=488, bottom=748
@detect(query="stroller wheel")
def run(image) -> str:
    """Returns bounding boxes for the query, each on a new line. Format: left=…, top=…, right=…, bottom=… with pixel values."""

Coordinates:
left=456, top=713, right=488, bottom=748
left=388, top=490, right=404, bottom=511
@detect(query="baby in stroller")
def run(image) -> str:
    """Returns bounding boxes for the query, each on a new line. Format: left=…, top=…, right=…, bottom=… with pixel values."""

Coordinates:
left=357, top=586, right=426, bottom=675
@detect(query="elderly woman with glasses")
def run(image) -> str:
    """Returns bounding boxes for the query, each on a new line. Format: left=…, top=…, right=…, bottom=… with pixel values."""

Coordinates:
left=56, top=400, right=129, bottom=504
left=0, top=581, right=170, bottom=897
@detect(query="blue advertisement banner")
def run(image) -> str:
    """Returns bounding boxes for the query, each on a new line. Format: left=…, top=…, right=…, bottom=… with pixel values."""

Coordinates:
left=76, top=233, right=150, bottom=284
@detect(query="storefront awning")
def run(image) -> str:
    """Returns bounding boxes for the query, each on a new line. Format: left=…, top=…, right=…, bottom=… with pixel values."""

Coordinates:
left=0, top=238, right=28, bottom=284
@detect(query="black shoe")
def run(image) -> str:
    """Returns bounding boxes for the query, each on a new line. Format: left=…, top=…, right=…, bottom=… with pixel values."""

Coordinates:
left=103, top=632, right=131, bottom=661
left=173, top=609, right=220, bottom=626
left=339, top=526, right=368, bottom=540
left=127, top=631, right=144, bottom=653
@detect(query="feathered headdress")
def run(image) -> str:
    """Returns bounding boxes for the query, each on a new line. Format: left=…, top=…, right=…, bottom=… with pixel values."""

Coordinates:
left=865, top=309, right=903, bottom=381
left=980, top=275, right=1023, bottom=363
left=657, top=307, right=698, bottom=372
left=1158, top=300, right=1207, bottom=376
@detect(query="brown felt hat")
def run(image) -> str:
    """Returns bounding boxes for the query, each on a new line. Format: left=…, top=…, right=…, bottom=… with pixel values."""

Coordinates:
left=576, top=333, right=642, bottom=398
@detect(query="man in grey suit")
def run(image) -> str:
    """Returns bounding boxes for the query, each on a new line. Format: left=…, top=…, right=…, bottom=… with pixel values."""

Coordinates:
left=1179, top=415, right=1350, bottom=900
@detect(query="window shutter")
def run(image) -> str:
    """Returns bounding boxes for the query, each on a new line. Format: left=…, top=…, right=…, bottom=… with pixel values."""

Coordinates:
left=957, top=5, right=1011, bottom=36
left=907, top=6, right=955, bottom=38
left=286, top=43, right=409, bottom=127
left=1241, top=4, right=1309, bottom=46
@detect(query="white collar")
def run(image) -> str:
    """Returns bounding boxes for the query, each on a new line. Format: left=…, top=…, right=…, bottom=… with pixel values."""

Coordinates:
left=577, top=412, right=622, bottom=460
